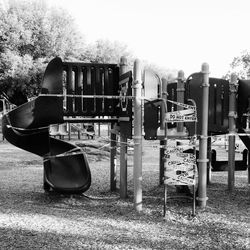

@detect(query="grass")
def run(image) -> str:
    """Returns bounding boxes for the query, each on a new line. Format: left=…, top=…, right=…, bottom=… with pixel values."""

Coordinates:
left=0, top=138, right=249, bottom=249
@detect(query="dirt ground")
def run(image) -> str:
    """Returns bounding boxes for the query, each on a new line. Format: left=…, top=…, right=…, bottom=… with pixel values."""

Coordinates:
left=0, top=138, right=249, bottom=249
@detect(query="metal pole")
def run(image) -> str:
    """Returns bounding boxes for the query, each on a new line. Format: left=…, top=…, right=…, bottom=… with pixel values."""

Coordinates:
left=207, top=136, right=212, bottom=185
left=133, top=59, right=143, bottom=212
left=159, top=140, right=164, bottom=185
left=159, top=78, right=168, bottom=185
left=228, top=73, right=238, bottom=192
left=248, top=151, right=250, bottom=184
left=110, top=122, right=117, bottom=191
left=119, top=56, right=128, bottom=199
left=177, top=70, right=185, bottom=133
left=98, top=123, right=101, bottom=137
left=197, top=63, right=209, bottom=208
left=68, top=123, right=71, bottom=141
left=162, top=78, right=168, bottom=217
left=3, top=99, right=6, bottom=114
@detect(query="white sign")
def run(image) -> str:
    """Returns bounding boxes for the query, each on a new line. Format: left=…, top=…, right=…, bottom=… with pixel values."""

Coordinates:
left=164, top=145, right=197, bottom=186
left=165, top=145, right=194, bottom=154
left=166, top=169, right=195, bottom=177
left=166, top=152, right=196, bottom=162
left=165, top=163, right=196, bottom=172
left=167, top=99, right=196, bottom=110
left=164, top=176, right=196, bottom=185
left=165, top=109, right=197, bottom=122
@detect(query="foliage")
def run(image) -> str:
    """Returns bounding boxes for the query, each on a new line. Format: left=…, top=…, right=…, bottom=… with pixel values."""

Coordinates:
left=81, top=39, right=133, bottom=64
left=0, top=0, right=85, bottom=99
left=144, top=62, right=178, bottom=81
left=0, top=0, right=173, bottom=102
left=0, top=1, right=135, bottom=100
left=224, top=50, right=250, bottom=79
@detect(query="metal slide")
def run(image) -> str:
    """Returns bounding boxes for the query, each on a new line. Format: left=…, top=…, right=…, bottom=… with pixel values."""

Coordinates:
left=2, top=58, right=91, bottom=193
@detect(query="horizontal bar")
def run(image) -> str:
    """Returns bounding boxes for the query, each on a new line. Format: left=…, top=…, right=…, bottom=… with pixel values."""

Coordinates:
left=39, top=94, right=134, bottom=99
left=63, top=62, right=118, bottom=67
left=39, top=94, right=166, bottom=102
left=118, top=117, right=130, bottom=122
left=63, top=117, right=119, bottom=123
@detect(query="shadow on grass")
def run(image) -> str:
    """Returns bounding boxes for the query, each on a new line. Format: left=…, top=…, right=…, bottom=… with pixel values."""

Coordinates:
left=0, top=199, right=248, bottom=250
left=0, top=224, right=188, bottom=250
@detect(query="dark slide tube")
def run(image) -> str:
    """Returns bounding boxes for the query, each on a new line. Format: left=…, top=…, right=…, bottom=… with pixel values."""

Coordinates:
left=2, top=58, right=91, bottom=193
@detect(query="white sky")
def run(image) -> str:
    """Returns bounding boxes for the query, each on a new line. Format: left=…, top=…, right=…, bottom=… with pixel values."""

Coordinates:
left=49, top=0, right=250, bottom=77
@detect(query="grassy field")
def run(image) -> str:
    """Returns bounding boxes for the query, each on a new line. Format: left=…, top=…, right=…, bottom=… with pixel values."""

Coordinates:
left=0, top=138, right=249, bottom=249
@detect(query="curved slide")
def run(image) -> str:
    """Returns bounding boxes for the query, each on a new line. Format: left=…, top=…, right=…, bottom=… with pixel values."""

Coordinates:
left=2, top=58, right=91, bottom=193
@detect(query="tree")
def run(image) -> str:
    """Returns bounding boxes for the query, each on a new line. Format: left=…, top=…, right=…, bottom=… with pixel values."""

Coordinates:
left=81, top=39, right=133, bottom=64
left=144, top=62, right=178, bottom=81
left=0, top=0, right=85, bottom=100
left=225, top=50, right=250, bottom=79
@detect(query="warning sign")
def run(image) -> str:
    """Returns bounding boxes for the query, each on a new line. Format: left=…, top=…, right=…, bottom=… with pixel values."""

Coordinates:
left=165, top=109, right=197, bottom=122
left=164, top=175, right=196, bottom=185
left=164, top=146, right=197, bottom=186
left=166, top=152, right=196, bottom=162
left=167, top=99, right=196, bottom=110
left=165, top=163, right=196, bottom=172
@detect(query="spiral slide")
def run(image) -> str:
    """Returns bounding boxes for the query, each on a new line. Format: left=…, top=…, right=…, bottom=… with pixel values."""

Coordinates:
left=2, top=58, right=91, bottom=193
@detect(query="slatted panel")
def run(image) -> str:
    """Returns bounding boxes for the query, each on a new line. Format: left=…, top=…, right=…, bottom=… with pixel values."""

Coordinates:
left=119, top=71, right=133, bottom=117
left=219, top=80, right=228, bottom=128
left=95, top=67, right=103, bottom=114
left=82, top=67, right=88, bottom=113
left=66, top=65, right=73, bottom=114
left=63, top=62, right=120, bottom=117
left=186, top=73, right=229, bottom=134
left=207, top=78, right=229, bottom=132
left=75, top=66, right=82, bottom=115
left=237, top=80, right=250, bottom=128
left=104, top=67, right=114, bottom=113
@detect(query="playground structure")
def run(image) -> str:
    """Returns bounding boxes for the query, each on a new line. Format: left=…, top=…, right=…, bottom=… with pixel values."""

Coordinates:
left=49, top=122, right=95, bottom=140
left=165, top=70, right=250, bottom=208
left=1, top=56, right=250, bottom=213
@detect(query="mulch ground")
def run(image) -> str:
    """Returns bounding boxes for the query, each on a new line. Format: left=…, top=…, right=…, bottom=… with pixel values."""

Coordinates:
left=0, top=138, right=249, bottom=249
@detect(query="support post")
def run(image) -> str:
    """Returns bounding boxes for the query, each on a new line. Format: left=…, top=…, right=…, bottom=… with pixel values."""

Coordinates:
left=110, top=122, right=117, bottom=191
left=176, top=70, right=185, bottom=133
left=207, top=136, right=212, bottom=185
left=119, top=56, right=128, bottom=198
left=159, top=78, right=168, bottom=185
left=197, top=63, right=209, bottom=208
left=248, top=151, right=250, bottom=184
left=228, top=73, right=238, bottom=192
left=68, top=124, right=71, bottom=141
left=133, top=59, right=143, bottom=212
left=98, top=123, right=101, bottom=137
left=159, top=140, right=164, bottom=185
left=3, top=99, right=6, bottom=114
left=162, top=78, right=168, bottom=217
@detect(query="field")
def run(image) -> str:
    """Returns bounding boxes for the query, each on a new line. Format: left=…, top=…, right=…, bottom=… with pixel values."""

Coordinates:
left=0, top=138, right=249, bottom=250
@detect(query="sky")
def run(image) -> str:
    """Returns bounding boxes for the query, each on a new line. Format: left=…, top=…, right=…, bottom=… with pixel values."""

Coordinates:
left=49, top=0, right=250, bottom=78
